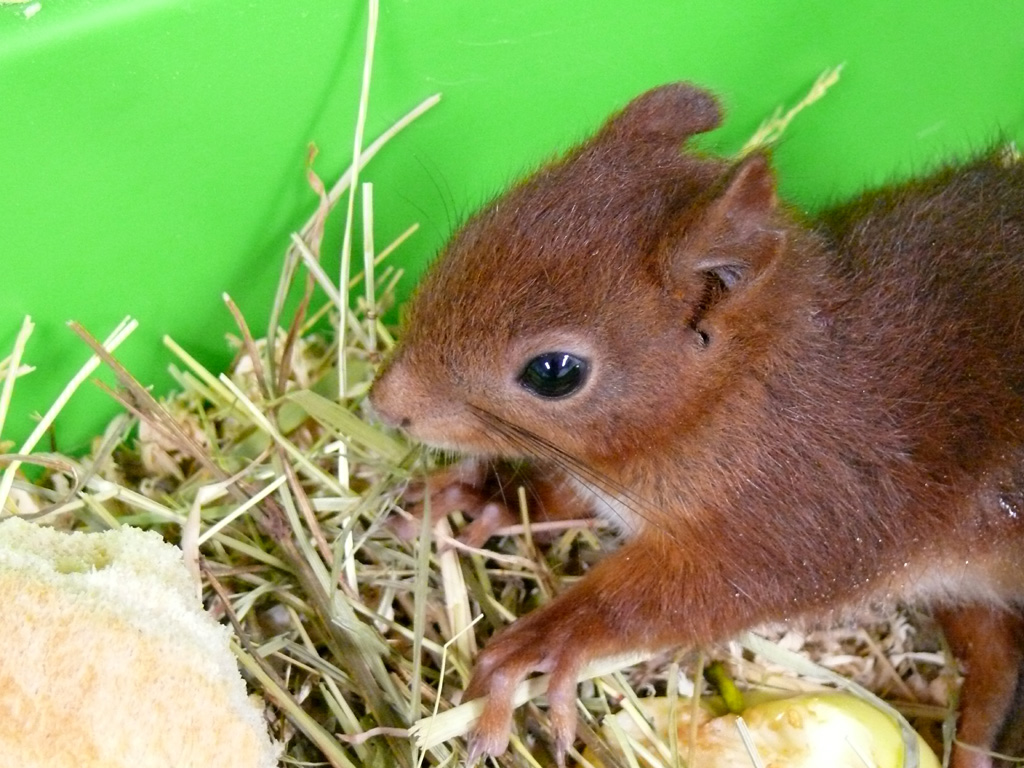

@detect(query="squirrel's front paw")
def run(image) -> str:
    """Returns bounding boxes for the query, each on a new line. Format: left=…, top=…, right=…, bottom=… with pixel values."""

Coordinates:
left=463, top=603, right=597, bottom=764
left=391, top=459, right=535, bottom=548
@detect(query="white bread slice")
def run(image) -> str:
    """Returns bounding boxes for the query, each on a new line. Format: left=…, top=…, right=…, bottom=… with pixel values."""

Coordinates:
left=0, top=517, right=279, bottom=768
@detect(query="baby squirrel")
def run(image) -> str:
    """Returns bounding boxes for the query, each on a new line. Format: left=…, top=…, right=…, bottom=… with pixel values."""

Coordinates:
left=370, top=83, right=1024, bottom=768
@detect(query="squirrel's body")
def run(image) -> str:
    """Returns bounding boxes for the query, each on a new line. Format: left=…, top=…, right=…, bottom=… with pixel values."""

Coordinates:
left=371, top=85, right=1024, bottom=768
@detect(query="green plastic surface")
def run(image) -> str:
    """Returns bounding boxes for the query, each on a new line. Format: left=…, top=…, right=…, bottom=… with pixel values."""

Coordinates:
left=2, top=0, right=1023, bottom=452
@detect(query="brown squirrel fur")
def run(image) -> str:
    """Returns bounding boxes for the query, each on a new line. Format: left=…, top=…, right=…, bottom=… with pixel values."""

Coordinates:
left=370, top=83, right=1024, bottom=768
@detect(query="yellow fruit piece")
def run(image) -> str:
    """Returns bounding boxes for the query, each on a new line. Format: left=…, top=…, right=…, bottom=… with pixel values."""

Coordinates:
left=590, top=691, right=941, bottom=768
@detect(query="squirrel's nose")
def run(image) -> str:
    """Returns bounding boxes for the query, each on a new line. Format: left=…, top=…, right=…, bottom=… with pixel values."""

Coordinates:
left=367, top=366, right=412, bottom=431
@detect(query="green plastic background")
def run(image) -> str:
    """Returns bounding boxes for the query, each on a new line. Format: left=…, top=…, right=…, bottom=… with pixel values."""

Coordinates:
left=2, top=1, right=1023, bottom=452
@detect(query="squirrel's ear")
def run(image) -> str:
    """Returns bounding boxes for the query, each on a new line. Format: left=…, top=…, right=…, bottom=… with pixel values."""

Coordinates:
left=601, top=82, right=722, bottom=146
left=663, top=152, right=786, bottom=297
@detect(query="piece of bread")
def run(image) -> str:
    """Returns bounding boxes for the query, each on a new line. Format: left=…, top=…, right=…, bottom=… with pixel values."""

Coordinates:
left=0, top=517, right=279, bottom=768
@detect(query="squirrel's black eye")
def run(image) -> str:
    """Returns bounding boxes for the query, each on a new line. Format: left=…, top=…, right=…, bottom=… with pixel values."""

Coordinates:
left=519, top=352, right=588, bottom=398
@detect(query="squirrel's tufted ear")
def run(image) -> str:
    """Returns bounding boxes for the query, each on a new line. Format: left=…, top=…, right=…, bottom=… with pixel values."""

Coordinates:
left=602, top=82, right=722, bottom=146
left=662, top=152, right=786, bottom=303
